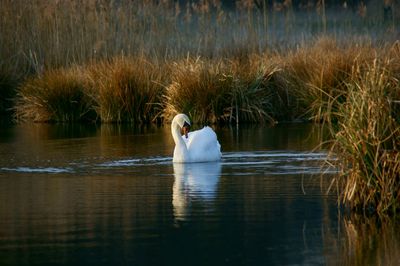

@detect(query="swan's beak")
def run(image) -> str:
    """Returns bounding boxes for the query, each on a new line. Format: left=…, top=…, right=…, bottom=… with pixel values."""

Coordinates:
left=182, top=121, right=190, bottom=138
left=182, top=125, right=190, bottom=138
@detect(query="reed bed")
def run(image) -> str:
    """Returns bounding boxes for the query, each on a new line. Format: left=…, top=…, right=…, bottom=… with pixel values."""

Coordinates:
left=15, top=56, right=167, bottom=123
left=163, top=57, right=233, bottom=124
left=226, top=55, right=285, bottom=124
left=1, top=0, right=396, bottom=82
left=12, top=39, right=400, bottom=126
left=86, top=56, right=166, bottom=123
left=283, top=38, right=352, bottom=123
left=15, top=67, right=94, bottom=122
left=1, top=0, right=397, bottom=119
left=163, top=55, right=284, bottom=124
left=329, top=58, right=400, bottom=214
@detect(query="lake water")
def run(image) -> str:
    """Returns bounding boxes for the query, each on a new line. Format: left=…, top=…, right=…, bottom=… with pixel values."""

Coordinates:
left=0, top=123, right=399, bottom=265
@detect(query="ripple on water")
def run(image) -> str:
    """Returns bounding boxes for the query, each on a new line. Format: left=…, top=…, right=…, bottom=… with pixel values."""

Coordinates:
left=97, top=156, right=172, bottom=167
left=221, top=151, right=337, bottom=175
left=0, top=151, right=337, bottom=175
left=0, top=166, right=73, bottom=174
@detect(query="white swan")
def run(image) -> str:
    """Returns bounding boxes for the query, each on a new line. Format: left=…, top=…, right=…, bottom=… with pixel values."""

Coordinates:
left=171, top=114, right=221, bottom=163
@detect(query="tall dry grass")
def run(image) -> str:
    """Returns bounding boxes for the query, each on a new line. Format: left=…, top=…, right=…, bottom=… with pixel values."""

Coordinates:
left=163, top=57, right=232, bottom=124
left=328, top=57, right=400, bottom=214
left=13, top=38, right=400, bottom=126
left=86, top=56, right=166, bottom=123
left=15, top=67, right=94, bottom=122
left=162, top=55, right=286, bottom=124
left=1, top=0, right=395, bottom=76
left=15, top=56, right=167, bottom=123
left=283, top=38, right=377, bottom=123
left=1, top=0, right=396, bottom=121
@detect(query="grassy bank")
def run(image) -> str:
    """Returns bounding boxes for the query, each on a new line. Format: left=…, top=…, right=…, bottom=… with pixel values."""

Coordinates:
left=14, top=39, right=399, bottom=124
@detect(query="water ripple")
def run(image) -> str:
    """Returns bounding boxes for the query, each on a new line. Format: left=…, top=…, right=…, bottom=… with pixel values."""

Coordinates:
left=0, top=167, right=73, bottom=174
left=98, top=156, right=172, bottom=167
left=221, top=151, right=337, bottom=175
left=0, top=151, right=337, bottom=175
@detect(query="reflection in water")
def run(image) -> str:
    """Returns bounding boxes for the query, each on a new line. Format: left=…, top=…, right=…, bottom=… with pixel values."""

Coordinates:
left=324, top=214, right=400, bottom=265
left=172, top=162, right=221, bottom=222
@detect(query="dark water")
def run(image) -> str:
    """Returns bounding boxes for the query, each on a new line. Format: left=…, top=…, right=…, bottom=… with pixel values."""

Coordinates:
left=0, top=123, right=399, bottom=265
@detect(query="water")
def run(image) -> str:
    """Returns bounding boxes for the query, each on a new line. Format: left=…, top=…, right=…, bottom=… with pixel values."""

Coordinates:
left=0, top=123, right=399, bottom=265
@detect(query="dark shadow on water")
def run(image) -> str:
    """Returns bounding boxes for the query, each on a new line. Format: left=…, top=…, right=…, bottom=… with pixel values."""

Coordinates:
left=217, top=123, right=330, bottom=152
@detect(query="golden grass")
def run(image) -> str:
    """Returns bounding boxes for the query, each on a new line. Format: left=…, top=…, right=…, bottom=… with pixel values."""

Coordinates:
left=15, top=67, right=94, bottom=122
left=283, top=38, right=373, bottom=123
left=162, top=55, right=285, bottom=124
left=226, top=55, right=284, bottom=124
left=329, top=58, right=400, bottom=214
left=86, top=56, right=166, bottom=123
left=1, top=0, right=394, bottom=78
left=163, top=57, right=232, bottom=124
left=12, top=38, right=400, bottom=126
left=1, top=0, right=396, bottom=123
left=15, top=56, right=167, bottom=123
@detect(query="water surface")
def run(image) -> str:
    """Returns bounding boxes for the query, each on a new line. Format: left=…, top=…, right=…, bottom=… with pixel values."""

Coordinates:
left=0, top=123, right=398, bottom=265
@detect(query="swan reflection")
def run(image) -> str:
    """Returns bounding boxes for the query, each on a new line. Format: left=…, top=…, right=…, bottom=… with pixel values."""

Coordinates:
left=172, top=162, right=221, bottom=222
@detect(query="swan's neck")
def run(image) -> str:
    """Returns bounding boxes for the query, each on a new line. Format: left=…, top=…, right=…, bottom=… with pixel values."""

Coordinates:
left=172, top=121, right=189, bottom=162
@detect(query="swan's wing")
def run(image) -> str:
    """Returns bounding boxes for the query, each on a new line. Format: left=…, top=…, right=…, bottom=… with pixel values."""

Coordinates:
left=185, top=127, right=221, bottom=162
left=186, top=127, right=216, bottom=149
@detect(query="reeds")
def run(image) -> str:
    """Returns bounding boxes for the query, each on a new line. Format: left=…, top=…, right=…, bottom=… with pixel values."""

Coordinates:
left=1, top=0, right=397, bottom=123
left=14, top=54, right=287, bottom=125
left=329, top=57, right=400, bottom=214
left=163, top=56, right=283, bottom=124
left=283, top=38, right=375, bottom=123
left=15, top=67, right=94, bottom=122
left=12, top=39, right=400, bottom=127
left=15, top=56, right=166, bottom=123
left=86, top=56, right=166, bottom=123
left=0, top=0, right=395, bottom=77
left=163, top=57, right=232, bottom=124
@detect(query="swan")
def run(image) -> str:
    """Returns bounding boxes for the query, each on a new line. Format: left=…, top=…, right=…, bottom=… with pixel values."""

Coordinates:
left=171, top=114, right=221, bottom=163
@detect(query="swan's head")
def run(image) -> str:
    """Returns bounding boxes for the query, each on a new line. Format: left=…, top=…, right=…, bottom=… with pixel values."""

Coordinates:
left=172, top=113, right=191, bottom=138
